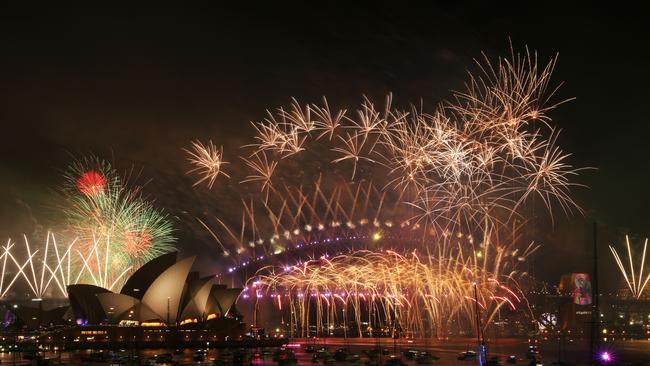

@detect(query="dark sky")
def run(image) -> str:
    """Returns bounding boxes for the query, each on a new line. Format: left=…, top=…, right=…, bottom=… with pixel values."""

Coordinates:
left=1, top=4, right=648, bottom=288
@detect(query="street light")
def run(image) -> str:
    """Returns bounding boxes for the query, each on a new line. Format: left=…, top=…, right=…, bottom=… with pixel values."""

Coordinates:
left=473, top=282, right=487, bottom=365
left=31, top=298, right=43, bottom=329
left=132, top=288, right=140, bottom=359
left=133, top=288, right=140, bottom=324
left=167, top=297, right=171, bottom=326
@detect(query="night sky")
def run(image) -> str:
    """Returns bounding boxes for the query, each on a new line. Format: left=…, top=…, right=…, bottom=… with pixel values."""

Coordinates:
left=1, top=4, right=648, bottom=289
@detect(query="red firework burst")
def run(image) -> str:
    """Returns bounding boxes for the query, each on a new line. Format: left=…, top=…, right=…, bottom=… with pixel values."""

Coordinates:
left=76, top=171, right=106, bottom=197
left=124, top=230, right=152, bottom=257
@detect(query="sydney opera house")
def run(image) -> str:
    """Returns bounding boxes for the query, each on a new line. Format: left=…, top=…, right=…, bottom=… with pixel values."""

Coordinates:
left=68, top=253, right=241, bottom=326
left=6, top=253, right=247, bottom=347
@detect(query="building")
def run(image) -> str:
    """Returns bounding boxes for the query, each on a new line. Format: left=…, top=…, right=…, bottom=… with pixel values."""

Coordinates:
left=2, top=253, right=247, bottom=349
left=67, top=253, right=242, bottom=326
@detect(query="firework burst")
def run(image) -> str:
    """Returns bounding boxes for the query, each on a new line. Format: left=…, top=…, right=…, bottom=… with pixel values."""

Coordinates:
left=59, top=156, right=175, bottom=286
left=186, top=47, right=584, bottom=257
left=184, top=47, right=585, bottom=336
left=184, top=140, right=230, bottom=189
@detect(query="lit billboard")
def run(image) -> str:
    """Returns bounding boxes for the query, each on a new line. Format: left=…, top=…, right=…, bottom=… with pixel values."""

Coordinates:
left=570, top=273, right=592, bottom=305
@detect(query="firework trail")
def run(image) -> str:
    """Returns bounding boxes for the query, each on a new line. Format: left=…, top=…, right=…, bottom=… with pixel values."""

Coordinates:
left=186, top=48, right=583, bottom=258
left=1, top=233, right=76, bottom=298
left=0, top=231, right=134, bottom=299
left=0, top=234, right=76, bottom=298
left=184, top=48, right=585, bottom=336
left=610, top=235, right=650, bottom=299
left=248, top=250, right=525, bottom=338
left=184, top=140, right=230, bottom=189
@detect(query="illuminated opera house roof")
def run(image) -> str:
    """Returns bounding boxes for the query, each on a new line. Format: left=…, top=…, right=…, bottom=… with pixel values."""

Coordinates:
left=68, top=253, right=242, bottom=325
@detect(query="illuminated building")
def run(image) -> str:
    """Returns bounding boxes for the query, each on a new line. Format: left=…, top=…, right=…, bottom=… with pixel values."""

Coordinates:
left=67, top=252, right=242, bottom=326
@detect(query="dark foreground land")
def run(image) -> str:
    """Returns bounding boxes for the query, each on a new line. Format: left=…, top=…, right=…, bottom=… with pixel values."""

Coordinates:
left=0, top=337, right=647, bottom=365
